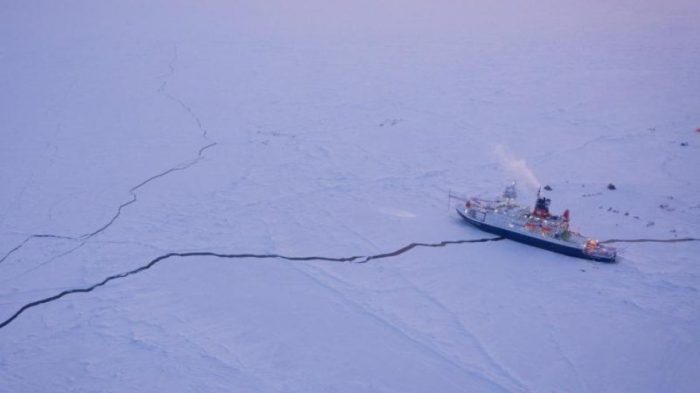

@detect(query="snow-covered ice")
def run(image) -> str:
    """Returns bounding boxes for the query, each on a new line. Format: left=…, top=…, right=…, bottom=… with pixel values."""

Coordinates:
left=1, top=1, right=699, bottom=392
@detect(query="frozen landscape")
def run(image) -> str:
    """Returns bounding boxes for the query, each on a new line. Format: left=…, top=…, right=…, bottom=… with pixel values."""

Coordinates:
left=1, top=0, right=699, bottom=391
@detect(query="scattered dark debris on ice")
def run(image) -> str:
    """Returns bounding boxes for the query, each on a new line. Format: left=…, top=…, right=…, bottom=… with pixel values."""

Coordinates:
left=659, top=204, right=675, bottom=212
left=379, top=118, right=403, bottom=127
left=584, top=192, right=602, bottom=197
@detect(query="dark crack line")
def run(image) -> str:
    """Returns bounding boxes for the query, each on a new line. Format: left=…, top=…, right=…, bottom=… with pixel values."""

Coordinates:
left=357, top=238, right=504, bottom=263
left=601, top=237, right=700, bottom=244
left=79, top=196, right=138, bottom=239
left=162, top=92, right=209, bottom=138
left=0, top=237, right=504, bottom=330
left=0, top=46, right=217, bottom=267
left=79, top=45, right=215, bottom=241
left=0, top=234, right=79, bottom=264
left=157, top=46, right=209, bottom=140
left=0, top=144, right=215, bottom=266
left=81, top=143, right=217, bottom=240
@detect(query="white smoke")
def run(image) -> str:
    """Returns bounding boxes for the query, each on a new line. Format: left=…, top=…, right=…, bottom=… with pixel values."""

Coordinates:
left=493, top=144, right=541, bottom=192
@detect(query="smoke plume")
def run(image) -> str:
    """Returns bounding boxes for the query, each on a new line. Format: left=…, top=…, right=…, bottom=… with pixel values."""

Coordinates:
left=494, top=145, right=541, bottom=191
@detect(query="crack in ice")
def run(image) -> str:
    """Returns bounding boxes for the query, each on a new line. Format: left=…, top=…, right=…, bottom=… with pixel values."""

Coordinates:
left=0, top=237, right=504, bottom=330
left=0, top=45, right=217, bottom=267
left=600, top=237, right=699, bottom=244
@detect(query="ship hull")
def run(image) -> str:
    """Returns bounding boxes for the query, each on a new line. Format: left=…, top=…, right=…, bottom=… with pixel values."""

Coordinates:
left=457, top=209, right=615, bottom=263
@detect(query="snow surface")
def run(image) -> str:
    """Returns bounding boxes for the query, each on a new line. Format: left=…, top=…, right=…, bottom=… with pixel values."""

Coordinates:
left=1, top=0, right=700, bottom=392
